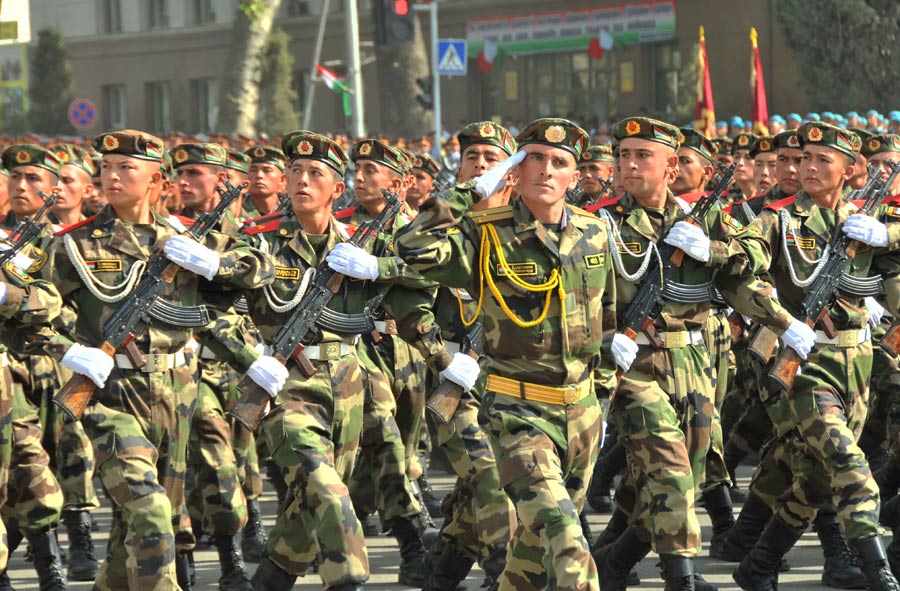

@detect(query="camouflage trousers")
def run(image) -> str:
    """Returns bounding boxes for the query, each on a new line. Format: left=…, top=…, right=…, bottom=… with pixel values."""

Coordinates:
left=350, top=336, right=422, bottom=522
left=84, top=364, right=196, bottom=591
left=0, top=362, right=15, bottom=572
left=861, top=330, right=900, bottom=459
left=612, top=344, right=715, bottom=557
left=186, top=358, right=247, bottom=537
left=484, top=387, right=600, bottom=591
left=436, top=386, right=515, bottom=578
left=701, top=312, right=731, bottom=492
left=722, top=327, right=773, bottom=453
left=260, top=353, right=368, bottom=586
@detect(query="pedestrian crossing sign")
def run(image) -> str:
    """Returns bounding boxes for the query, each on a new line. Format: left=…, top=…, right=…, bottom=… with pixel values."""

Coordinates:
left=437, top=39, right=467, bottom=76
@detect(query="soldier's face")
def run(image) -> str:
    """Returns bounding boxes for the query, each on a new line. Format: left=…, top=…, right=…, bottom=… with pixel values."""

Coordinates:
left=458, top=145, right=507, bottom=182
left=800, top=146, right=853, bottom=197
left=86, top=180, right=107, bottom=213
left=176, top=164, right=222, bottom=210
left=617, top=138, right=677, bottom=199
left=0, top=173, right=8, bottom=213
left=353, top=160, right=402, bottom=205
left=101, top=155, right=159, bottom=209
left=287, top=159, right=344, bottom=216
left=55, top=164, right=92, bottom=214
left=670, top=148, right=711, bottom=195
left=753, top=153, right=778, bottom=193
left=869, top=153, right=900, bottom=194
left=775, top=148, right=802, bottom=195
left=733, top=150, right=754, bottom=183
left=407, top=170, right=434, bottom=208
left=225, top=168, right=247, bottom=189
left=716, top=153, right=734, bottom=168
left=8, top=165, right=54, bottom=217
left=248, top=163, right=284, bottom=198
left=577, top=161, right=613, bottom=195
left=516, top=144, right=579, bottom=207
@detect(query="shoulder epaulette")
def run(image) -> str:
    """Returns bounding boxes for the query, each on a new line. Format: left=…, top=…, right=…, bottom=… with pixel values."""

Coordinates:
left=171, top=214, right=195, bottom=227
left=763, top=195, right=796, bottom=212
left=55, top=215, right=96, bottom=236
left=241, top=217, right=284, bottom=236
left=882, top=194, right=900, bottom=206
left=334, top=206, right=356, bottom=221
left=585, top=194, right=620, bottom=213
left=569, top=204, right=600, bottom=219
left=240, top=210, right=288, bottom=233
left=468, top=205, right=514, bottom=225
left=677, top=191, right=707, bottom=204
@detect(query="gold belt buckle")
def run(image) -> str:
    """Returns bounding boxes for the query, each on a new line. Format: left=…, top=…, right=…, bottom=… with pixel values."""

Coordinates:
left=323, top=342, right=341, bottom=360
left=664, top=331, right=688, bottom=349
left=563, top=387, right=580, bottom=405
left=837, top=330, right=858, bottom=348
left=143, top=354, right=168, bottom=373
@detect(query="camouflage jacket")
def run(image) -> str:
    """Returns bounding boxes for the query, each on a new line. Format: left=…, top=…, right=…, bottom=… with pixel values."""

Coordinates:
left=394, top=183, right=617, bottom=387
left=0, top=260, right=62, bottom=356
left=729, top=186, right=790, bottom=226
left=34, top=204, right=274, bottom=360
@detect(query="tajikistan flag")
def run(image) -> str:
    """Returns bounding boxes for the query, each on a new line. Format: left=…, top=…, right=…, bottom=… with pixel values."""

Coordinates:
left=317, top=64, right=352, bottom=117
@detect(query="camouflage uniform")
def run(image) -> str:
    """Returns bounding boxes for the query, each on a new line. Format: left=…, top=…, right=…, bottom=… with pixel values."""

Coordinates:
left=35, top=130, right=273, bottom=591
left=396, top=118, right=615, bottom=591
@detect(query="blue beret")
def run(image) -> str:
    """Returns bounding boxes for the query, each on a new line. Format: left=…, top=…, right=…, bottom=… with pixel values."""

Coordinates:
left=715, top=121, right=727, bottom=127
left=867, top=109, right=880, bottom=117
left=846, top=111, right=859, bottom=119
left=730, top=116, right=744, bottom=125
left=786, top=113, right=801, bottom=122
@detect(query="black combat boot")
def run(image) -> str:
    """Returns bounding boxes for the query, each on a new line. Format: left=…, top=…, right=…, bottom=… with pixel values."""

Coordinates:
left=592, top=506, right=629, bottom=551
left=250, top=556, right=298, bottom=590
left=723, top=439, right=749, bottom=502
left=330, top=584, right=365, bottom=591
left=27, top=530, right=69, bottom=591
left=732, top=517, right=803, bottom=591
left=176, top=551, right=193, bottom=591
left=62, top=511, right=99, bottom=581
left=422, top=541, right=474, bottom=591
left=592, top=525, right=651, bottom=591
left=815, top=511, right=866, bottom=589
left=388, top=516, right=429, bottom=587
left=703, top=483, right=736, bottom=558
left=876, top=459, right=900, bottom=504
left=357, top=511, right=381, bottom=537
left=241, top=498, right=268, bottom=563
left=213, top=535, right=253, bottom=591
left=580, top=510, right=595, bottom=549
left=852, top=535, right=900, bottom=591
left=881, top=495, right=900, bottom=578
left=712, top=492, right=773, bottom=561
left=0, top=571, right=11, bottom=591
left=481, top=541, right=509, bottom=590
left=587, top=441, right=626, bottom=513
left=659, top=554, right=696, bottom=591
left=418, top=473, right=444, bottom=519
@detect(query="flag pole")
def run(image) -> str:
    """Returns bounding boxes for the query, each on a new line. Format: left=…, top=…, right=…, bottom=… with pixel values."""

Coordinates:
left=302, top=0, right=331, bottom=130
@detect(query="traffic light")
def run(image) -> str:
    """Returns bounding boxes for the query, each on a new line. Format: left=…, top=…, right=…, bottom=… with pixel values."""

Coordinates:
left=373, top=0, right=414, bottom=45
left=416, top=76, right=433, bottom=110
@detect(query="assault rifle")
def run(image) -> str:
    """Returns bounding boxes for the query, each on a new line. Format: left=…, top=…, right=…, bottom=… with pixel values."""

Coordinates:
left=0, top=188, right=60, bottom=267
left=760, top=161, right=900, bottom=390
left=577, top=176, right=615, bottom=209
left=53, top=180, right=249, bottom=420
left=426, top=321, right=484, bottom=424
left=229, top=189, right=403, bottom=432
left=616, top=164, right=736, bottom=376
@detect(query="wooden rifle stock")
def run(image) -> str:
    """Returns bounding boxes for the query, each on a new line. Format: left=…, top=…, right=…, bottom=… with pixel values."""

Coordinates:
left=53, top=341, right=116, bottom=420
left=229, top=378, right=273, bottom=433
left=748, top=326, right=779, bottom=364
left=881, top=321, right=900, bottom=357
left=426, top=349, right=479, bottom=424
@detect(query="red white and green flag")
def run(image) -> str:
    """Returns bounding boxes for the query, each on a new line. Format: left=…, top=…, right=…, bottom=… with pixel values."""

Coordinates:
left=317, top=64, right=352, bottom=118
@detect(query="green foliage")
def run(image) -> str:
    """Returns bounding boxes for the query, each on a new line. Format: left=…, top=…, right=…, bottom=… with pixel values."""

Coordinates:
left=239, top=0, right=266, bottom=22
left=28, top=28, right=75, bottom=134
left=775, top=0, right=900, bottom=111
left=258, top=28, right=300, bottom=135
left=673, top=42, right=700, bottom=123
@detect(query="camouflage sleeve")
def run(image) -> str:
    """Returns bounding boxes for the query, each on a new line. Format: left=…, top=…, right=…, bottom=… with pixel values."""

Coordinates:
left=28, top=236, right=84, bottom=360
left=0, top=266, right=61, bottom=325
left=871, top=205, right=900, bottom=253
left=372, top=232, right=436, bottom=288
left=872, top=250, right=900, bottom=317
left=393, top=183, right=480, bottom=290
left=194, top=287, right=261, bottom=372
left=203, top=230, right=276, bottom=289
left=704, top=203, right=772, bottom=277
left=381, top=284, right=452, bottom=371
left=595, top=236, right=619, bottom=396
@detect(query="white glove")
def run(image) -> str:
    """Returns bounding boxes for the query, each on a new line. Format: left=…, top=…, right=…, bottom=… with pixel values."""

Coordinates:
left=326, top=242, right=379, bottom=280
left=439, top=352, right=481, bottom=391
left=184, top=336, right=199, bottom=354
left=61, top=343, right=114, bottom=388
left=246, top=355, right=289, bottom=398
left=0, top=282, right=7, bottom=305
left=611, top=333, right=639, bottom=372
left=865, top=296, right=886, bottom=328
left=781, top=319, right=817, bottom=360
left=474, top=150, right=526, bottom=199
left=842, top=214, right=889, bottom=247
left=663, top=221, right=711, bottom=263
left=164, top=235, right=221, bottom=281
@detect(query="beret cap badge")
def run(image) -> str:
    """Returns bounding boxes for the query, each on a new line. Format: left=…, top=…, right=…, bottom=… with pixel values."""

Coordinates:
left=359, top=143, right=372, bottom=156
left=625, top=121, right=641, bottom=136
left=807, top=127, right=823, bottom=142
left=544, top=125, right=566, bottom=144
left=298, top=141, right=314, bottom=156
left=174, top=149, right=189, bottom=164
left=479, top=123, right=494, bottom=137
left=103, top=135, right=119, bottom=151
left=14, top=151, right=30, bottom=164
left=738, top=135, right=750, bottom=147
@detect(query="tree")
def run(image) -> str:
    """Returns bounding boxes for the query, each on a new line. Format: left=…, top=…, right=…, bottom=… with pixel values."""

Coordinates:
left=29, top=28, right=75, bottom=135
left=217, top=0, right=283, bottom=136
left=775, top=0, right=900, bottom=112
left=258, top=28, right=300, bottom=136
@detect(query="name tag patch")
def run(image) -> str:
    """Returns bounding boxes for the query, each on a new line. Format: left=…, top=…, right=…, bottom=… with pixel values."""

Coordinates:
left=496, top=262, right=538, bottom=277
left=616, top=241, right=644, bottom=255
left=275, top=266, right=301, bottom=280
left=85, top=259, right=123, bottom=273
left=584, top=253, right=606, bottom=268
left=786, top=234, right=816, bottom=250
left=723, top=213, right=744, bottom=231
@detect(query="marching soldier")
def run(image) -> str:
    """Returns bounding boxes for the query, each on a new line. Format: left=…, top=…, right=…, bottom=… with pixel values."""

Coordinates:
left=406, top=152, right=441, bottom=212
left=729, top=132, right=759, bottom=204
left=577, top=145, right=615, bottom=203
left=241, top=146, right=285, bottom=219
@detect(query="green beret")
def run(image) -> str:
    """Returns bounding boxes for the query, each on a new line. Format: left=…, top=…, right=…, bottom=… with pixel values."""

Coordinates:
left=171, top=143, right=228, bottom=168
left=773, top=130, right=801, bottom=151
left=611, top=117, right=681, bottom=151
left=244, top=145, right=286, bottom=171
left=797, top=122, right=861, bottom=160
left=351, top=139, right=406, bottom=174
left=579, top=145, right=615, bottom=164
left=851, top=128, right=875, bottom=144
left=731, top=133, right=758, bottom=155
left=52, top=143, right=95, bottom=176
left=397, top=147, right=416, bottom=174
left=89, top=153, right=102, bottom=178
left=1, top=144, right=63, bottom=176
left=679, top=128, right=715, bottom=163
left=863, top=134, right=900, bottom=158
left=710, top=137, right=733, bottom=156
left=411, top=152, right=440, bottom=177
left=457, top=121, right=516, bottom=157
left=225, top=149, right=251, bottom=174
left=281, top=130, right=349, bottom=176
left=93, top=130, right=165, bottom=162
left=749, top=136, right=776, bottom=159
left=517, top=117, right=589, bottom=160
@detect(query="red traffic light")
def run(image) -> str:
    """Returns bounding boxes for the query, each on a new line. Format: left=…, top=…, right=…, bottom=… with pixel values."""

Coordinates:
left=393, top=0, right=409, bottom=15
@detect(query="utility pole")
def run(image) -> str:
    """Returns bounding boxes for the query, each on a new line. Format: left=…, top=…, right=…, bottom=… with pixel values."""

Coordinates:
left=345, top=0, right=365, bottom=137
left=415, top=1, right=441, bottom=158
left=301, top=0, right=331, bottom=130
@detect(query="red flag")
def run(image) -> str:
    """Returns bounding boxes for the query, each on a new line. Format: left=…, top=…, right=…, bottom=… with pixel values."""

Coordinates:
left=588, top=38, right=604, bottom=60
left=477, top=40, right=498, bottom=73
left=693, top=26, right=715, bottom=137
left=750, top=27, right=769, bottom=135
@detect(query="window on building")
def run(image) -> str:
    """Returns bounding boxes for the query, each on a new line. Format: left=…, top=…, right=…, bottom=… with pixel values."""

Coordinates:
left=99, top=0, right=122, bottom=34
left=190, top=78, right=218, bottom=133
left=653, top=42, right=682, bottom=118
left=284, top=0, right=311, bottom=17
left=193, top=0, right=216, bottom=24
left=146, top=82, right=171, bottom=134
left=145, top=0, right=169, bottom=31
left=102, top=84, right=127, bottom=129
left=293, top=68, right=308, bottom=118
